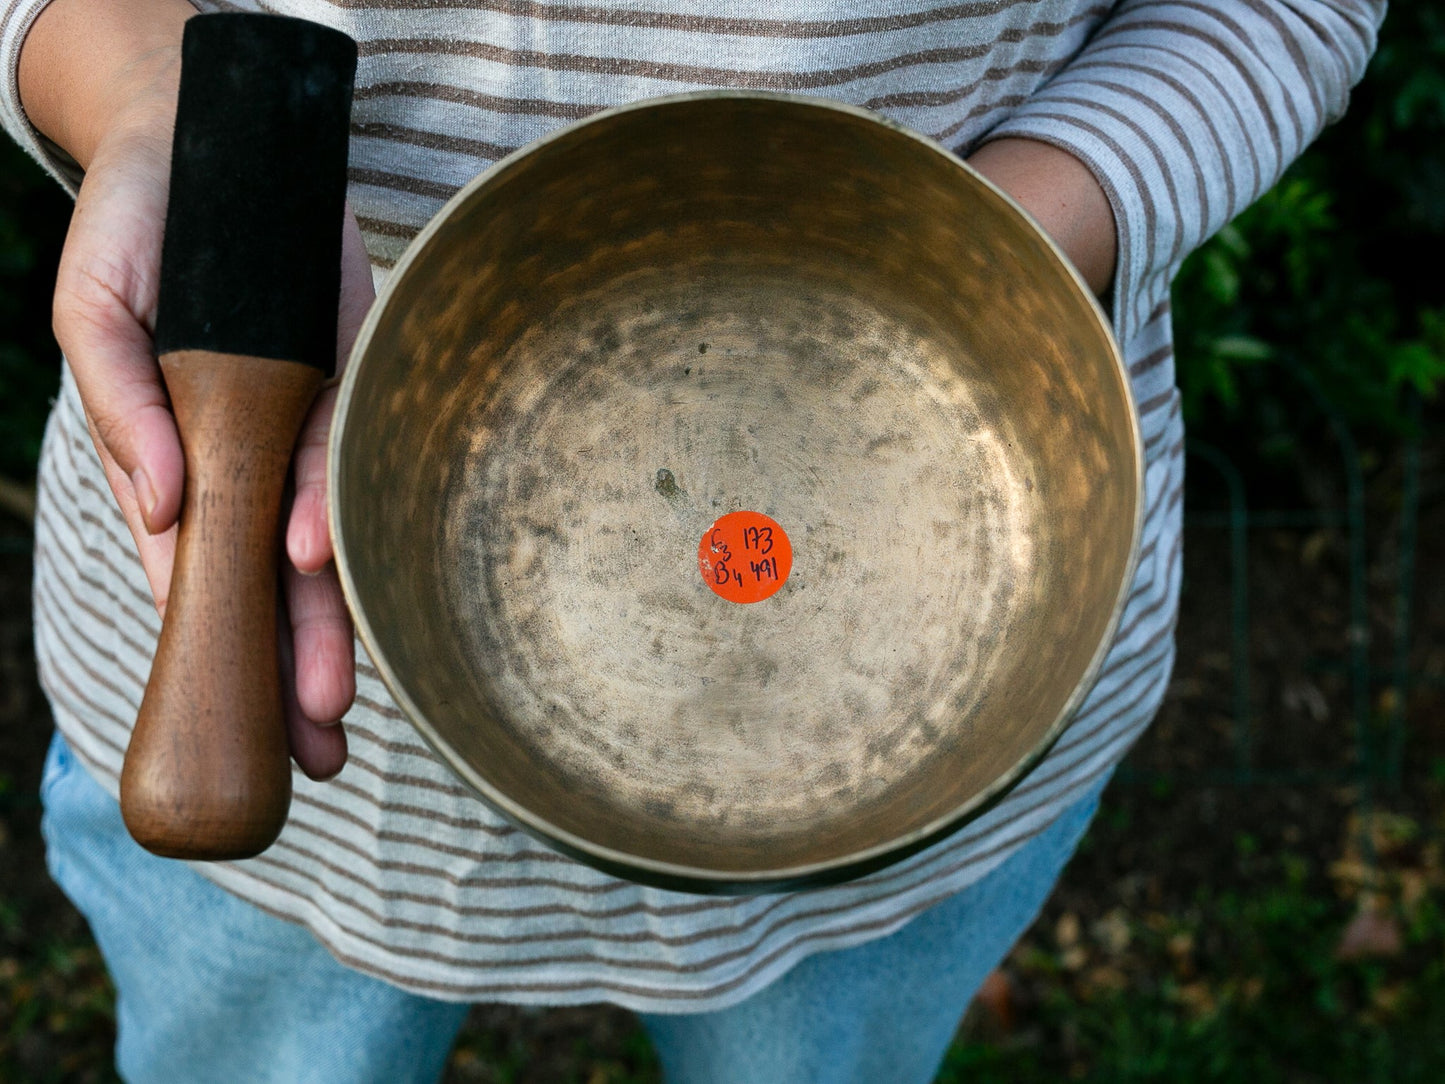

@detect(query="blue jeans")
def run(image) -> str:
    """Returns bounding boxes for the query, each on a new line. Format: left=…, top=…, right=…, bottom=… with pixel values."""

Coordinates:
left=41, top=732, right=1105, bottom=1083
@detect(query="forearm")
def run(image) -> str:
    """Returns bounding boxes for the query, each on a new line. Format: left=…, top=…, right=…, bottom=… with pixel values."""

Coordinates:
left=982, top=0, right=1384, bottom=344
left=966, top=136, right=1118, bottom=298
left=17, top=0, right=194, bottom=169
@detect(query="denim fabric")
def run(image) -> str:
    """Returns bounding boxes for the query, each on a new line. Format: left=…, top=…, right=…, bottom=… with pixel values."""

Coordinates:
left=41, top=734, right=471, bottom=1084
left=41, top=732, right=1103, bottom=1083
left=638, top=781, right=1105, bottom=1084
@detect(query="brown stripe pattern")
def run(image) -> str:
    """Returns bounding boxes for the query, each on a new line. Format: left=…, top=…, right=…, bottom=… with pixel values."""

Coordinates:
left=989, top=0, right=1383, bottom=344
left=5, top=0, right=1381, bottom=1011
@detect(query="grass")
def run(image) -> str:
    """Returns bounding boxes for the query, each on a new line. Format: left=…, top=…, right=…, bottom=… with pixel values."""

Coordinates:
left=938, top=806, right=1445, bottom=1084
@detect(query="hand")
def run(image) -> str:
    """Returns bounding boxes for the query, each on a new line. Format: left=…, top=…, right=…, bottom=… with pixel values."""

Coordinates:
left=25, top=11, right=374, bottom=779
left=966, top=137, right=1117, bottom=297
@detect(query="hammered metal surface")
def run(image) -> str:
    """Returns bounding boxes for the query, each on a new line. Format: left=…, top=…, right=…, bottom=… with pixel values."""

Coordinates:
left=330, top=95, right=1140, bottom=889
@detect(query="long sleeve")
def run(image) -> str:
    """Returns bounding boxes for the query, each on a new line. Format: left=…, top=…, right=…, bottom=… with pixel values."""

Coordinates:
left=0, top=0, right=82, bottom=190
left=986, top=0, right=1385, bottom=346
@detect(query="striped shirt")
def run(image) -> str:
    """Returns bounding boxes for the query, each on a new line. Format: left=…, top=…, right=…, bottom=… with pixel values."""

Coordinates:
left=2, top=0, right=1382, bottom=1010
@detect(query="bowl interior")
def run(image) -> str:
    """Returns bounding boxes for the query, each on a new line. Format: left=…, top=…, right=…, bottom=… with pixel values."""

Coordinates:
left=331, top=95, right=1139, bottom=889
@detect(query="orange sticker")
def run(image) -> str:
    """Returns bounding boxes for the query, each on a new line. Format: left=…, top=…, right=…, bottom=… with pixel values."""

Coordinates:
left=698, top=511, right=793, bottom=604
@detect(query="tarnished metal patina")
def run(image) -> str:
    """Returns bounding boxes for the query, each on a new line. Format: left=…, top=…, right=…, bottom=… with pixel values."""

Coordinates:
left=329, top=93, right=1143, bottom=893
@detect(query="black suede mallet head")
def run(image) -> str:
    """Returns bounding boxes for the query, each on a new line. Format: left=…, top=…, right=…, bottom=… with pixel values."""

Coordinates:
left=154, top=12, right=356, bottom=368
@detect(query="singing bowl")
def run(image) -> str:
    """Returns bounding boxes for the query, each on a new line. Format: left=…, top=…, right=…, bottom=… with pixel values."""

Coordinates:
left=329, top=93, right=1142, bottom=893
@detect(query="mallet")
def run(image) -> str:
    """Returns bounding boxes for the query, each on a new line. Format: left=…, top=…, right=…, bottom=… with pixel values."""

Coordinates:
left=120, top=13, right=356, bottom=860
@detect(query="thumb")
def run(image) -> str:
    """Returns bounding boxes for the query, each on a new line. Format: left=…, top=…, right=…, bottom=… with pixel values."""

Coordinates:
left=55, top=140, right=183, bottom=536
left=59, top=274, right=184, bottom=535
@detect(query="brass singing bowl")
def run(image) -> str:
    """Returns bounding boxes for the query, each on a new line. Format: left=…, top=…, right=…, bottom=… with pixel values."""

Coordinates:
left=329, top=93, right=1142, bottom=893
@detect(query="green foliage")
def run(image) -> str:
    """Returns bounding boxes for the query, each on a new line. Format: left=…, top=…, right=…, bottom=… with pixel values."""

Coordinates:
left=1174, top=7, right=1445, bottom=439
left=0, top=934, right=118, bottom=1083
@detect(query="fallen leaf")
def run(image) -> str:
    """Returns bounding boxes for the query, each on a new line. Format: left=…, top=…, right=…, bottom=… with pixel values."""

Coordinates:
left=1060, top=946, right=1089, bottom=972
left=1079, top=965, right=1128, bottom=997
left=1174, top=981, right=1217, bottom=1018
left=1161, top=930, right=1196, bottom=982
left=1301, top=529, right=1332, bottom=567
left=1091, top=909, right=1132, bottom=956
left=1055, top=911, right=1081, bottom=949
left=975, top=969, right=1015, bottom=1033
left=1167, top=931, right=1195, bottom=966
left=1282, top=680, right=1329, bottom=721
left=1371, top=982, right=1406, bottom=1016
left=1328, top=857, right=1377, bottom=895
left=1335, top=905, right=1403, bottom=961
left=1424, top=841, right=1443, bottom=876
left=1399, top=870, right=1430, bottom=917
left=1368, top=811, right=1421, bottom=857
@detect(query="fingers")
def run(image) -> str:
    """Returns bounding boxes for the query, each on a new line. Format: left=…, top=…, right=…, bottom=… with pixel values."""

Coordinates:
left=277, top=599, right=349, bottom=782
left=56, top=132, right=184, bottom=548
left=286, top=558, right=356, bottom=722
left=281, top=558, right=354, bottom=779
left=287, top=711, right=349, bottom=783
left=289, top=207, right=375, bottom=573
left=60, top=257, right=185, bottom=537
left=287, top=383, right=338, bottom=573
left=86, top=414, right=178, bottom=613
left=63, top=140, right=182, bottom=614
left=281, top=205, right=370, bottom=778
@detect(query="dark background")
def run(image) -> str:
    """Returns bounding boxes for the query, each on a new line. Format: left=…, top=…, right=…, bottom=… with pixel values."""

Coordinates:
left=2, top=8, right=1443, bottom=1081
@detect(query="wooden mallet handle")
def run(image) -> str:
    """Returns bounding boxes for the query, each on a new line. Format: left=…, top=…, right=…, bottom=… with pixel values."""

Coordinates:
left=120, top=14, right=356, bottom=860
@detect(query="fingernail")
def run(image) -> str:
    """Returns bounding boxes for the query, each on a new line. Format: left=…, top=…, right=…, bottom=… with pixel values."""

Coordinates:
left=132, top=469, right=158, bottom=530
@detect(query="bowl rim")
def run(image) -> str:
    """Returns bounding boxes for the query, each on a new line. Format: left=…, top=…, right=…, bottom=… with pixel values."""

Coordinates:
left=328, top=89, right=1144, bottom=893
